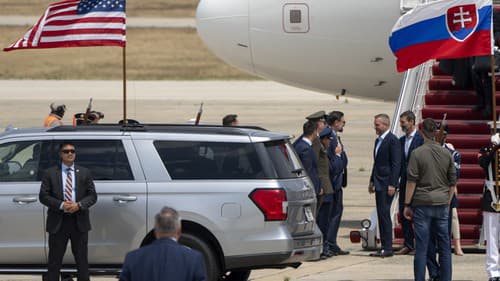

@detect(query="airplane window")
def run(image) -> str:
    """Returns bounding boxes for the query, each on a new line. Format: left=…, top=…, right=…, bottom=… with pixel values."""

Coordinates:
left=290, top=10, right=301, bottom=23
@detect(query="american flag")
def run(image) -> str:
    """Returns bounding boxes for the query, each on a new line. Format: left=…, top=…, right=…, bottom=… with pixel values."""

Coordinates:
left=4, top=0, right=126, bottom=51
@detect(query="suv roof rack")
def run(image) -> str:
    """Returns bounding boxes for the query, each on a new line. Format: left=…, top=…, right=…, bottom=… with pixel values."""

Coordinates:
left=47, top=123, right=268, bottom=135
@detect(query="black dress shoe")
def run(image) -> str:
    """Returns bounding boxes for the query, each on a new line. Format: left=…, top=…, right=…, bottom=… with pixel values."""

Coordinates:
left=319, top=253, right=329, bottom=260
left=325, top=250, right=337, bottom=257
left=369, top=250, right=393, bottom=257
left=332, top=249, right=350, bottom=255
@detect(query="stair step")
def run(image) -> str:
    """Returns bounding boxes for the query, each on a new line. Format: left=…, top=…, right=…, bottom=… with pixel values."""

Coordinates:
left=457, top=178, right=484, bottom=194
left=432, top=63, right=450, bottom=76
left=459, top=224, right=481, bottom=239
left=460, top=164, right=485, bottom=179
left=457, top=196, right=482, bottom=208
left=457, top=209, right=483, bottom=225
left=439, top=120, right=490, bottom=135
left=444, top=134, right=490, bottom=149
left=429, top=77, right=500, bottom=91
left=426, top=90, right=500, bottom=106
left=394, top=238, right=480, bottom=246
left=422, top=105, right=500, bottom=121
left=459, top=149, right=482, bottom=165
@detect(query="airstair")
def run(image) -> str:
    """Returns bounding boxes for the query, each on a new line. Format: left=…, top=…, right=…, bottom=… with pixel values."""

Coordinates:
left=391, top=60, right=493, bottom=248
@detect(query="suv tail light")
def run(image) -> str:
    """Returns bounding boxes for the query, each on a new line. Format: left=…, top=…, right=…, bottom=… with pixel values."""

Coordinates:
left=249, top=188, right=287, bottom=221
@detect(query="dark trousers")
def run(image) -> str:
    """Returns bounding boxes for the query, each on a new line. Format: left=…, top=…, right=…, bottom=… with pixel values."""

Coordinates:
left=472, top=69, right=493, bottom=113
left=326, top=188, right=343, bottom=251
left=375, top=190, right=394, bottom=252
left=317, top=200, right=332, bottom=253
left=399, top=190, right=415, bottom=250
left=47, top=215, right=89, bottom=281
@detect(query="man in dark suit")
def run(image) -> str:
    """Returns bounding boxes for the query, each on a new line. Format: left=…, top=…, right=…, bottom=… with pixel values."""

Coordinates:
left=293, top=120, right=321, bottom=195
left=120, top=206, right=207, bottom=281
left=39, top=142, right=97, bottom=281
left=368, top=113, right=401, bottom=257
left=323, top=111, right=349, bottom=256
left=396, top=111, right=424, bottom=255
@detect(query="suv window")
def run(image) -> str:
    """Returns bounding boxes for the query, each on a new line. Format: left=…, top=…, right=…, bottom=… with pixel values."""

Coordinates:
left=154, top=141, right=265, bottom=179
left=0, top=140, right=50, bottom=182
left=257, top=140, right=303, bottom=179
left=54, top=140, right=133, bottom=181
left=154, top=140, right=302, bottom=180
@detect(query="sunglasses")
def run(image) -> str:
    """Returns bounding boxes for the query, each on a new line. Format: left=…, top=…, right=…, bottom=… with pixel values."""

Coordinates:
left=61, top=149, right=76, bottom=154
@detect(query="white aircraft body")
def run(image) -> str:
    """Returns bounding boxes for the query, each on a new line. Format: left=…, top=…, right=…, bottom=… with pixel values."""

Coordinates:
left=196, top=0, right=412, bottom=100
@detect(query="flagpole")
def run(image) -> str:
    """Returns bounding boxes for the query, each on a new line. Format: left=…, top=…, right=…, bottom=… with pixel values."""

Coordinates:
left=122, top=45, right=127, bottom=126
left=491, top=55, right=499, bottom=207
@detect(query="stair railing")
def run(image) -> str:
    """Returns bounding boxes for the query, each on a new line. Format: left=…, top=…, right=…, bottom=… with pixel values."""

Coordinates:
left=391, top=60, right=433, bottom=135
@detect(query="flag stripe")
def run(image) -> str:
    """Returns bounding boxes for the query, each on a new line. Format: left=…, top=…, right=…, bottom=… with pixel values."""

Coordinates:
left=44, top=22, right=125, bottom=30
left=390, top=5, right=491, bottom=52
left=43, top=28, right=125, bottom=36
left=3, top=0, right=126, bottom=52
left=394, top=30, right=491, bottom=72
left=392, top=0, right=491, bottom=31
left=46, top=12, right=126, bottom=23
left=41, top=33, right=125, bottom=42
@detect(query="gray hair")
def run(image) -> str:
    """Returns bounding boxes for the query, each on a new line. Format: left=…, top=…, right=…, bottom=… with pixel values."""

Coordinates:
left=374, top=113, right=390, bottom=125
left=154, top=206, right=181, bottom=235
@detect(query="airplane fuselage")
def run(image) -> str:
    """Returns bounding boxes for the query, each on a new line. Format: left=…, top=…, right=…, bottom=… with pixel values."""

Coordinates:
left=196, top=0, right=405, bottom=100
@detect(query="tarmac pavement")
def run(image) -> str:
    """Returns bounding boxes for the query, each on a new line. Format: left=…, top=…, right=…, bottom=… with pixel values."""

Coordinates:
left=0, top=80, right=488, bottom=280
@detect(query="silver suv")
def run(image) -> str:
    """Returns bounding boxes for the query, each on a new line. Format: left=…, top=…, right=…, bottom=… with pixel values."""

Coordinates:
left=0, top=124, right=322, bottom=281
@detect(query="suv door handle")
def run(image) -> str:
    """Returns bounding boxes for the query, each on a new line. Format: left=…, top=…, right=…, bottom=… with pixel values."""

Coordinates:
left=113, top=195, right=137, bottom=203
left=13, top=196, right=37, bottom=204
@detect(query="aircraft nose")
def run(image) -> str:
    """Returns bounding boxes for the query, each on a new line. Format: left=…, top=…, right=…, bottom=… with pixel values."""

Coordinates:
left=196, top=0, right=254, bottom=74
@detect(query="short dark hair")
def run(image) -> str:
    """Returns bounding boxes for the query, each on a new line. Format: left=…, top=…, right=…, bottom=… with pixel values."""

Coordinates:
left=303, top=120, right=317, bottom=136
left=400, top=110, right=416, bottom=124
left=59, top=142, right=75, bottom=151
left=155, top=206, right=181, bottom=235
left=222, top=114, right=238, bottom=126
left=327, top=111, right=344, bottom=126
left=421, top=118, right=438, bottom=139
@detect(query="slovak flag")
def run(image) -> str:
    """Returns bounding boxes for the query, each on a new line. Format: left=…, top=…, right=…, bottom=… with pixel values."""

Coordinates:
left=389, top=0, right=493, bottom=72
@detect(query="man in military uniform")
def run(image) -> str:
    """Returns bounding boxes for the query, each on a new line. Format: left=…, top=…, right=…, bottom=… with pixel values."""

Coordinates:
left=316, top=127, right=335, bottom=259
left=479, top=133, right=500, bottom=281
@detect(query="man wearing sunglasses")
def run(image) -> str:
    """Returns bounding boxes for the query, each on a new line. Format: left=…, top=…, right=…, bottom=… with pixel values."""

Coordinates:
left=39, top=142, right=97, bottom=281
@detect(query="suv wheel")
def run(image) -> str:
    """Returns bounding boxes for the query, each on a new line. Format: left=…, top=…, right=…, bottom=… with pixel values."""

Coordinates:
left=222, top=270, right=251, bottom=281
left=179, top=232, right=221, bottom=281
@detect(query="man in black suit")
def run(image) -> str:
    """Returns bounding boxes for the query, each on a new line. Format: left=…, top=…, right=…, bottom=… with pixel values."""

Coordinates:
left=39, top=142, right=97, bottom=281
left=368, top=113, right=401, bottom=257
left=293, top=120, right=321, bottom=195
left=324, top=111, right=349, bottom=256
left=396, top=111, right=424, bottom=255
left=120, top=206, right=207, bottom=281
